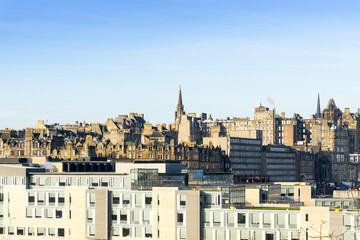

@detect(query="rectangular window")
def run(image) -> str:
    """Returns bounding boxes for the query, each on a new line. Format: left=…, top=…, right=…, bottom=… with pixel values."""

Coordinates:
left=26, top=208, right=32, bottom=218
left=227, top=213, right=234, bottom=227
left=46, top=209, right=54, bottom=218
left=48, top=228, right=55, bottom=236
left=37, top=193, right=45, bottom=205
left=177, top=213, right=184, bottom=223
left=87, top=209, right=94, bottom=223
left=252, top=213, right=259, bottom=227
left=35, top=208, right=42, bottom=218
left=56, top=209, right=63, bottom=218
left=123, top=228, right=130, bottom=237
left=58, top=193, right=65, bottom=206
left=289, top=214, right=297, bottom=228
left=17, top=227, right=24, bottom=235
left=89, top=193, right=95, bottom=206
left=213, top=212, right=221, bottom=226
left=180, top=228, right=186, bottom=239
left=180, top=195, right=186, bottom=207
left=37, top=227, right=45, bottom=236
left=113, top=227, right=120, bottom=236
left=49, top=193, right=56, bottom=206
left=28, top=227, right=35, bottom=236
left=263, top=213, right=271, bottom=228
left=123, top=194, right=130, bottom=205
left=145, top=227, right=152, bottom=238
left=58, top=228, right=65, bottom=237
left=112, top=211, right=118, bottom=223
left=132, top=210, right=140, bottom=224
left=238, top=213, right=246, bottom=224
left=145, top=196, right=152, bottom=205
left=28, top=193, right=35, bottom=205
left=143, top=211, right=150, bottom=224
left=120, top=210, right=127, bottom=223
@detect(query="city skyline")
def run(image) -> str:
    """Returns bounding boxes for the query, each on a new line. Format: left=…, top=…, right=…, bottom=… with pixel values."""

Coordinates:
left=1, top=0, right=360, bottom=129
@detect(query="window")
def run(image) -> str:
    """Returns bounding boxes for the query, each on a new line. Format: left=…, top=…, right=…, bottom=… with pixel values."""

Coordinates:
left=17, top=227, right=24, bottom=235
left=58, top=193, right=65, bottom=206
left=113, top=227, right=120, bottom=236
left=37, top=227, right=45, bottom=236
left=56, top=209, right=63, bottom=218
left=58, top=228, right=65, bottom=237
left=305, top=214, right=309, bottom=221
left=38, top=193, right=45, bottom=205
left=87, top=209, right=94, bottom=223
left=28, top=193, right=35, bottom=205
left=145, top=196, right=152, bottom=205
left=238, top=213, right=246, bottom=224
left=123, top=194, right=130, bottom=205
left=89, top=193, right=95, bottom=206
left=113, top=196, right=120, bottom=204
left=35, top=208, right=42, bottom=218
left=48, top=228, right=55, bottom=237
left=213, top=212, right=221, bottom=226
left=122, top=228, right=130, bottom=237
left=145, top=227, right=152, bottom=238
left=120, top=211, right=127, bottom=223
left=227, top=213, right=235, bottom=227
left=28, top=227, right=35, bottom=236
left=49, top=193, right=56, bottom=205
left=180, top=195, right=186, bottom=207
left=177, top=213, right=184, bottom=223
left=179, top=228, right=186, bottom=239
left=112, top=211, right=118, bottom=223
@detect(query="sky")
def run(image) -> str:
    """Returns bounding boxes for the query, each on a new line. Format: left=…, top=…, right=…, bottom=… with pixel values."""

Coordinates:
left=1, top=0, right=360, bottom=129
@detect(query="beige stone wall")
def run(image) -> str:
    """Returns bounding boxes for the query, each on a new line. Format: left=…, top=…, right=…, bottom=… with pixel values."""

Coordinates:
left=177, top=190, right=200, bottom=240
left=152, top=187, right=178, bottom=240
left=2, top=185, right=89, bottom=240
left=299, top=207, right=342, bottom=240
left=245, top=189, right=260, bottom=206
left=203, top=137, right=228, bottom=153
left=178, top=115, right=191, bottom=143
left=294, top=185, right=315, bottom=206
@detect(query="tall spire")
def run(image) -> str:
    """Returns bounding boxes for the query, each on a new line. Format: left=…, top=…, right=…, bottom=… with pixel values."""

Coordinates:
left=316, top=93, right=321, bottom=118
left=178, top=85, right=183, bottom=109
left=175, top=86, right=185, bottom=122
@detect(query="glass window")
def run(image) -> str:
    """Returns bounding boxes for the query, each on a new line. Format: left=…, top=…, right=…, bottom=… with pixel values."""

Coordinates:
left=238, top=213, right=246, bottom=225
left=58, top=228, right=65, bottom=237
left=227, top=213, right=234, bottom=227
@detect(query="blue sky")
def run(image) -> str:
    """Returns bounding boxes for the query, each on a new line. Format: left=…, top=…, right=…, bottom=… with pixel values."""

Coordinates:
left=1, top=0, right=360, bottom=129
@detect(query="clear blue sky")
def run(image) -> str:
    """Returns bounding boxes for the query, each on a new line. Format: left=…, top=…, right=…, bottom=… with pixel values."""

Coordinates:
left=1, top=0, right=360, bottom=129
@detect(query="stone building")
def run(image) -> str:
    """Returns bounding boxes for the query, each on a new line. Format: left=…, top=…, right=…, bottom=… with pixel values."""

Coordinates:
left=275, top=112, right=306, bottom=147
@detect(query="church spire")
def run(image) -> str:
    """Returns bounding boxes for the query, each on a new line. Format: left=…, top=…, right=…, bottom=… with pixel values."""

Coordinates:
left=175, top=86, right=185, bottom=121
left=178, top=86, right=183, bottom=110
left=316, top=93, right=321, bottom=118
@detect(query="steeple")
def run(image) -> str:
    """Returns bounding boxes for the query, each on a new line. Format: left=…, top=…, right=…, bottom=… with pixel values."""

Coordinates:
left=316, top=93, right=321, bottom=119
left=178, top=86, right=183, bottom=110
left=175, top=86, right=185, bottom=121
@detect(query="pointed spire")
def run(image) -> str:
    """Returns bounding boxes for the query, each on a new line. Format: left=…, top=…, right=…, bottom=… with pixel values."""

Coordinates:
left=178, top=85, right=183, bottom=109
left=175, top=86, right=185, bottom=122
left=316, top=93, right=321, bottom=118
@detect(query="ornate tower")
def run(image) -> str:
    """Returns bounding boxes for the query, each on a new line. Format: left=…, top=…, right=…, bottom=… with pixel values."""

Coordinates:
left=175, top=86, right=185, bottom=122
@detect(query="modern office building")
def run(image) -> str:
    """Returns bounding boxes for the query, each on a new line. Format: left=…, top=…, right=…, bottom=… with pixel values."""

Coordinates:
left=0, top=160, right=358, bottom=240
